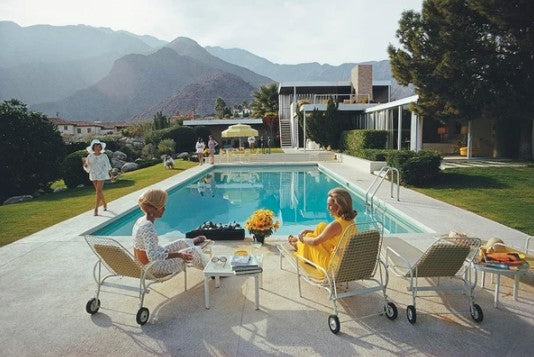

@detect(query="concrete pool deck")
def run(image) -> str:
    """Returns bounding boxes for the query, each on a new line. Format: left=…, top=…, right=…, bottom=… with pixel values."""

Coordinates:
left=1, top=156, right=533, bottom=356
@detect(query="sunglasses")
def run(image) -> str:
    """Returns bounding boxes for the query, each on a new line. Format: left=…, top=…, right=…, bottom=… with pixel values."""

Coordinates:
left=211, top=256, right=227, bottom=265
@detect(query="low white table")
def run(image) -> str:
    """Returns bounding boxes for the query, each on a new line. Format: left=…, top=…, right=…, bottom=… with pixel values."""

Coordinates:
left=474, top=263, right=529, bottom=308
left=203, top=254, right=262, bottom=310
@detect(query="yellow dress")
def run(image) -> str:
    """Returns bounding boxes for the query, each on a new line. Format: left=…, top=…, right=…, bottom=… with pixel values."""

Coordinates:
left=296, top=217, right=356, bottom=270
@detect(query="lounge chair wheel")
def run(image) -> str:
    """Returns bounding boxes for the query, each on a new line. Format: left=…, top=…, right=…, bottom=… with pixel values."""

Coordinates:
left=384, top=302, right=398, bottom=320
left=406, top=305, right=417, bottom=324
left=328, top=314, right=340, bottom=334
left=470, top=303, right=483, bottom=323
left=136, top=307, right=150, bottom=325
left=85, top=298, right=100, bottom=314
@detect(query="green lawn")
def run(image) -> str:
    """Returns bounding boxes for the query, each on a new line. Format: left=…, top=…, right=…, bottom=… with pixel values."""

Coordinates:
left=412, top=166, right=534, bottom=235
left=0, top=160, right=196, bottom=246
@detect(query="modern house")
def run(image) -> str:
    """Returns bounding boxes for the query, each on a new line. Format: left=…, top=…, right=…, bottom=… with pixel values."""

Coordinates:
left=278, top=64, right=494, bottom=158
left=50, top=118, right=131, bottom=140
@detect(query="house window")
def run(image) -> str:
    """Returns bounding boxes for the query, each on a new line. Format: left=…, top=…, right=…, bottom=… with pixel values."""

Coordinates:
left=77, top=128, right=81, bottom=134
left=63, top=125, right=68, bottom=130
left=87, top=128, right=91, bottom=133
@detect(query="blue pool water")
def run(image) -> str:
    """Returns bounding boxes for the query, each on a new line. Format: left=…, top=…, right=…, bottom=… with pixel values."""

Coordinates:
left=93, top=165, right=425, bottom=237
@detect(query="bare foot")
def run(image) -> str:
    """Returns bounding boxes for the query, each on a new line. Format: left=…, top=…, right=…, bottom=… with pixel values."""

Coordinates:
left=94, top=209, right=98, bottom=216
left=103, top=204, right=107, bottom=211
left=288, top=235, right=298, bottom=250
left=193, top=235, right=206, bottom=245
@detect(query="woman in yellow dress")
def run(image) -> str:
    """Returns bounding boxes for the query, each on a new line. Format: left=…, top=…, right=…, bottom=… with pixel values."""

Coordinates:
left=288, top=188, right=357, bottom=270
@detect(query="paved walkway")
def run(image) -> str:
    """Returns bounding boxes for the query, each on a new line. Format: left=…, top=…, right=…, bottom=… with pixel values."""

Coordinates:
left=1, top=156, right=533, bottom=356
left=441, top=156, right=529, bottom=170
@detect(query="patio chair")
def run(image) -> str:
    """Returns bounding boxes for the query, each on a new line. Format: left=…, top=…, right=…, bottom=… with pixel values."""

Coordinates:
left=84, top=236, right=210, bottom=325
left=385, top=236, right=483, bottom=324
left=278, top=222, right=398, bottom=334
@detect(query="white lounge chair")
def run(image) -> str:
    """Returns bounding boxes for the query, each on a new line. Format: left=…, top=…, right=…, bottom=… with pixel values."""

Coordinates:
left=385, top=236, right=483, bottom=324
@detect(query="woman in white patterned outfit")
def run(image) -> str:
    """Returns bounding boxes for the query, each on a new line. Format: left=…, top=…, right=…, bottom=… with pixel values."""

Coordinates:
left=83, top=139, right=112, bottom=216
left=133, top=189, right=208, bottom=275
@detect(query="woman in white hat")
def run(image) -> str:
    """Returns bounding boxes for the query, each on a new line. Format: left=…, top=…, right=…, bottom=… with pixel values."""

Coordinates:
left=83, top=139, right=112, bottom=216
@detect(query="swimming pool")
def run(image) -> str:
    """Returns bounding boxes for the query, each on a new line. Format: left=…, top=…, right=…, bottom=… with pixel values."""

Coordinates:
left=93, top=165, right=426, bottom=237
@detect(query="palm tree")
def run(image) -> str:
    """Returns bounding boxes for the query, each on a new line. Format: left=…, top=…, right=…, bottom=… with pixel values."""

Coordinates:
left=251, top=83, right=278, bottom=118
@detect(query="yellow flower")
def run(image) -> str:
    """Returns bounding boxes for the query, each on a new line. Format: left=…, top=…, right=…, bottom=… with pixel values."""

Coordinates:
left=245, top=209, right=280, bottom=236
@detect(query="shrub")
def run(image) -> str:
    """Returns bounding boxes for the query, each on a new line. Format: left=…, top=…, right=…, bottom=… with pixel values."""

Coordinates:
left=354, top=149, right=393, bottom=161
left=141, top=143, right=157, bottom=159
left=386, top=150, right=442, bottom=186
left=144, top=127, right=172, bottom=146
left=194, top=126, right=211, bottom=143
left=158, top=139, right=176, bottom=155
left=0, top=99, right=65, bottom=201
left=118, top=144, right=138, bottom=160
left=163, top=126, right=196, bottom=153
left=62, top=150, right=92, bottom=189
left=340, top=130, right=388, bottom=152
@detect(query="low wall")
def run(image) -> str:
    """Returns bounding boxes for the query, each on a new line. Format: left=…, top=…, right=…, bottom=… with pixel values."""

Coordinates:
left=338, top=153, right=386, bottom=173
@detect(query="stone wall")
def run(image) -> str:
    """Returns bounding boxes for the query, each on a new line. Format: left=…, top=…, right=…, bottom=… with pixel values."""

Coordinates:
left=351, top=64, right=373, bottom=102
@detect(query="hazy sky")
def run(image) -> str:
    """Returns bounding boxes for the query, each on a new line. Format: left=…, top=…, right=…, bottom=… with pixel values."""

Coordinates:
left=1, top=0, right=423, bottom=65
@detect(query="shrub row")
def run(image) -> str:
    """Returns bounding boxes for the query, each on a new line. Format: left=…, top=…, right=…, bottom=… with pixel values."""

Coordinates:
left=340, top=129, right=388, bottom=152
left=386, top=150, right=443, bottom=186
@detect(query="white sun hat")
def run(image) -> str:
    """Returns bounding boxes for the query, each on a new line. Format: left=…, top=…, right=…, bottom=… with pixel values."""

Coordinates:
left=86, top=139, right=107, bottom=154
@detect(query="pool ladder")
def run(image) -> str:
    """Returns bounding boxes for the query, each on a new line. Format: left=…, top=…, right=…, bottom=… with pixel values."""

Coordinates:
left=365, top=166, right=400, bottom=214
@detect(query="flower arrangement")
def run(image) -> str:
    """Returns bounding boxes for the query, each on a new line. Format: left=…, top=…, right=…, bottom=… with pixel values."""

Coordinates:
left=245, top=209, right=280, bottom=243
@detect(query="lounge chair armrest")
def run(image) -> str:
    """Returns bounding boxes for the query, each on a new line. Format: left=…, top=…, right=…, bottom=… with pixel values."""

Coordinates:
left=293, top=253, right=328, bottom=276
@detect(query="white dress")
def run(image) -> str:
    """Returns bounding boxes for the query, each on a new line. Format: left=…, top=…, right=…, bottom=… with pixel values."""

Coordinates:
left=84, top=153, right=111, bottom=181
left=132, top=216, right=206, bottom=275
left=195, top=142, right=205, bottom=154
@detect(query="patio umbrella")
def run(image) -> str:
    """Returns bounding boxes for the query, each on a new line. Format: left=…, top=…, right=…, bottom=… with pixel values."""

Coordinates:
left=221, top=124, right=259, bottom=148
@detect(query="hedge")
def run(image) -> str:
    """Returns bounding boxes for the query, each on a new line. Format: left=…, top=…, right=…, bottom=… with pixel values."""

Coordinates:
left=340, top=129, right=388, bottom=152
left=163, top=126, right=197, bottom=153
left=386, top=150, right=442, bottom=186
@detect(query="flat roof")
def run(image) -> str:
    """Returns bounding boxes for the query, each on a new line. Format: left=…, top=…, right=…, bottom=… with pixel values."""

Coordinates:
left=182, top=118, right=263, bottom=126
left=278, top=80, right=391, bottom=95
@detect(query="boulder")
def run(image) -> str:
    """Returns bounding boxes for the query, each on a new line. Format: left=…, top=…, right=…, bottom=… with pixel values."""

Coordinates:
left=111, top=158, right=126, bottom=169
left=176, top=152, right=190, bottom=160
left=113, top=151, right=127, bottom=160
left=121, top=162, right=139, bottom=172
left=53, top=187, right=67, bottom=193
left=3, top=195, right=33, bottom=205
left=132, top=140, right=144, bottom=149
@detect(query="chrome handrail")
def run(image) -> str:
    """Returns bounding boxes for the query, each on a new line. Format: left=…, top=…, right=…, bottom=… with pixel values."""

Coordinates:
left=365, top=166, right=400, bottom=213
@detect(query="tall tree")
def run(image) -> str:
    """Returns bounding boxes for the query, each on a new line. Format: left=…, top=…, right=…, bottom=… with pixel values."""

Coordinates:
left=215, top=97, right=226, bottom=119
left=0, top=99, right=65, bottom=201
left=251, top=83, right=279, bottom=118
left=388, top=0, right=533, bottom=159
left=152, top=111, right=170, bottom=130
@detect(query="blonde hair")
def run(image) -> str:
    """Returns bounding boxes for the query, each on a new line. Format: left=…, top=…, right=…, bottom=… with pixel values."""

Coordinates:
left=328, top=187, right=357, bottom=220
left=138, top=189, right=167, bottom=213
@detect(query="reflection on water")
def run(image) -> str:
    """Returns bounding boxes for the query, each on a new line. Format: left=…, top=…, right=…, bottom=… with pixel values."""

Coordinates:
left=94, top=166, right=423, bottom=236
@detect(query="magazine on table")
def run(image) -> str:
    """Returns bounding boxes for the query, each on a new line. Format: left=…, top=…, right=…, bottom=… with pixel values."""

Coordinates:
left=231, top=254, right=261, bottom=272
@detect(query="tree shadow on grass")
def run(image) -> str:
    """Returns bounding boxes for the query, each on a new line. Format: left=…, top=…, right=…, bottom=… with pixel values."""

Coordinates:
left=39, top=179, right=136, bottom=202
left=419, top=172, right=508, bottom=190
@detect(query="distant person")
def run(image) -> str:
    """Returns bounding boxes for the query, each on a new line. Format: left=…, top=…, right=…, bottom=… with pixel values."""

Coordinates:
left=82, top=139, right=112, bottom=216
left=267, top=136, right=271, bottom=153
left=195, top=138, right=205, bottom=165
left=163, top=155, right=174, bottom=169
left=208, top=135, right=218, bottom=164
left=133, top=189, right=208, bottom=275
left=259, top=136, right=265, bottom=153
left=288, top=188, right=357, bottom=270
left=247, top=136, right=256, bottom=150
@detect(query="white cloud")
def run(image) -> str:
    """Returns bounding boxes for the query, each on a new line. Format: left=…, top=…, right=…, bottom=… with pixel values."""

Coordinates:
left=0, top=0, right=423, bottom=65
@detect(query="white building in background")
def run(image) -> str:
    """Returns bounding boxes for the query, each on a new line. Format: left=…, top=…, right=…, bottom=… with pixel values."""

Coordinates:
left=278, top=64, right=496, bottom=158
left=50, top=118, right=131, bottom=140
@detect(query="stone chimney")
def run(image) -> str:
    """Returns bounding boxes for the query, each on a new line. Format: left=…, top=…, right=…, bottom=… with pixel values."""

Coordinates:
left=351, top=64, right=373, bottom=103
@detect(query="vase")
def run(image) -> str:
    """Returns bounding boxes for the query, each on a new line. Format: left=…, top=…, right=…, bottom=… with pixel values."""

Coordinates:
left=253, top=233, right=268, bottom=245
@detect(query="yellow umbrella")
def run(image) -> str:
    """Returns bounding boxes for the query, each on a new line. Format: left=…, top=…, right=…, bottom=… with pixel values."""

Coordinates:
left=221, top=124, right=259, bottom=148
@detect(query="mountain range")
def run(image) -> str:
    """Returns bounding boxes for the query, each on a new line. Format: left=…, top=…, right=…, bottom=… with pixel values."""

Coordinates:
left=0, top=22, right=413, bottom=122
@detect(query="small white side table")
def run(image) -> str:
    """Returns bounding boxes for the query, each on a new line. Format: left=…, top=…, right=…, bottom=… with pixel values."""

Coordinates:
left=474, top=263, right=528, bottom=308
left=203, top=254, right=262, bottom=310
